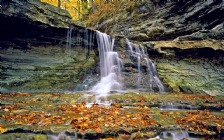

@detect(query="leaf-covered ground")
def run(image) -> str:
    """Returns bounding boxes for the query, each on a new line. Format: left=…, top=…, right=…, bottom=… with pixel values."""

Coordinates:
left=0, top=92, right=223, bottom=140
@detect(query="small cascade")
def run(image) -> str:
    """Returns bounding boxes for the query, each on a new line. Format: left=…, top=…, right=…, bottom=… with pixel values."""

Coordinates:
left=68, top=28, right=97, bottom=91
left=86, top=100, right=112, bottom=108
left=83, top=28, right=95, bottom=59
left=84, top=28, right=89, bottom=60
left=125, top=39, right=165, bottom=92
left=74, top=76, right=95, bottom=91
left=49, top=132, right=69, bottom=140
left=91, top=31, right=123, bottom=97
left=159, top=130, right=190, bottom=140
left=66, top=28, right=72, bottom=49
left=137, top=56, right=141, bottom=89
left=160, top=102, right=193, bottom=110
left=65, top=27, right=72, bottom=56
left=160, top=102, right=176, bottom=110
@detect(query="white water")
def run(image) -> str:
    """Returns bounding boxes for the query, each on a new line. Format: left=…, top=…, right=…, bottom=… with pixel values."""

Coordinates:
left=66, top=28, right=72, bottom=49
left=149, top=130, right=201, bottom=140
left=160, top=102, right=177, bottom=110
left=65, top=28, right=72, bottom=57
left=126, top=39, right=165, bottom=92
left=74, top=31, right=165, bottom=96
left=91, top=31, right=123, bottom=98
left=49, top=131, right=84, bottom=140
left=160, top=102, right=193, bottom=111
left=50, top=132, right=70, bottom=140
left=86, top=100, right=112, bottom=108
left=159, top=130, right=190, bottom=140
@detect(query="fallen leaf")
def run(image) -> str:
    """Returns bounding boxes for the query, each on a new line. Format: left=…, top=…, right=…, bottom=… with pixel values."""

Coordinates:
left=15, top=121, right=23, bottom=125
left=95, top=127, right=102, bottom=133
left=216, top=123, right=221, bottom=133
left=0, top=127, right=7, bottom=134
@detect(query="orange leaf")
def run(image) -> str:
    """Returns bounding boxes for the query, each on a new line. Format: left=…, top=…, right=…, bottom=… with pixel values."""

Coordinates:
left=217, top=102, right=221, bottom=106
left=216, top=124, right=221, bottom=133
left=95, top=127, right=102, bottom=133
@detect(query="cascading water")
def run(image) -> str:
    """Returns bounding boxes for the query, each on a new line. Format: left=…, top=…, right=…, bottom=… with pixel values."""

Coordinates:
left=73, top=29, right=96, bottom=91
left=91, top=31, right=123, bottom=97
left=126, top=39, right=165, bottom=92
left=150, top=130, right=200, bottom=140
left=66, top=28, right=72, bottom=49
left=159, top=130, right=190, bottom=140
left=74, top=30, right=165, bottom=94
left=65, top=27, right=72, bottom=57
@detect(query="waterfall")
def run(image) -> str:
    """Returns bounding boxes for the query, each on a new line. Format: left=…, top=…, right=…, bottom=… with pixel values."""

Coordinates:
left=137, top=56, right=141, bottom=89
left=74, top=31, right=165, bottom=94
left=65, top=27, right=72, bottom=56
left=91, top=31, right=123, bottom=97
left=126, top=39, right=165, bottom=92
left=66, top=28, right=72, bottom=49
left=159, top=130, right=190, bottom=140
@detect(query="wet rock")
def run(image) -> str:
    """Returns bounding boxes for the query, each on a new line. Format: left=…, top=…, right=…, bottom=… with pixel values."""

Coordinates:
left=50, top=126, right=72, bottom=134
left=149, top=42, right=224, bottom=94
left=0, top=0, right=98, bottom=92
left=98, top=1, right=224, bottom=41
left=33, top=134, right=47, bottom=140
left=95, top=1, right=224, bottom=94
left=129, top=33, right=149, bottom=41
left=0, top=45, right=97, bottom=92
left=0, top=133, right=35, bottom=140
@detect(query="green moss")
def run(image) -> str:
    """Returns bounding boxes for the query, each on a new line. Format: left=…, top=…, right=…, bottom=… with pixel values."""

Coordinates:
left=33, top=134, right=47, bottom=140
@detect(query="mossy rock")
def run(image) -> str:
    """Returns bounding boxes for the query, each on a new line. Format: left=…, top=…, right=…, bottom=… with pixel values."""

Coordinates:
left=33, top=134, right=47, bottom=140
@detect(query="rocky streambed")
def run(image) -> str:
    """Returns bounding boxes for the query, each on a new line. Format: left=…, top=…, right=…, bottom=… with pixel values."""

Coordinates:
left=0, top=92, right=223, bottom=139
left=1, top=0, right=224, bottom=95
left=0, top=1, right=224, bottom=139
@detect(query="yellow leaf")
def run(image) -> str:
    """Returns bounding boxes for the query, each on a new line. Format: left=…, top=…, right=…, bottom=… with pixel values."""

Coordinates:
left=70, top=100, right=76, bottom=105
left=144, top=106, right=149, bottom=109
left=104, top=123, right=109, bottom=127
left=216, top=124, right=221, bottom=133
left=31, top=98, right=36, bottom=102
left=0, top=127, right=7, bottom=134
left=3, top=108, right=9, bottom=112
left=175, top=112, right=180, bottom=115
left=98, top=117, right=103, bottom=122
left=15, top=121, right=23, bottom=125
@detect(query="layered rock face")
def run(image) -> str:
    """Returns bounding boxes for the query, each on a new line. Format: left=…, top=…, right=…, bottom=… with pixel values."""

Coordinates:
left=0, top=0, right=97, bottom=92
left=98, top=1, right=224, bottom=94
left=150, top=41, right=224, bottom=95
left=0, top=0, right=223, bottom=94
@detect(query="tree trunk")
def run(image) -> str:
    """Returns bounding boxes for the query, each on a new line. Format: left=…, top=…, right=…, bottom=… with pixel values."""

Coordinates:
left=58, top=0, right=61, bottom=9
left=78, top=0, right=80, bottom=20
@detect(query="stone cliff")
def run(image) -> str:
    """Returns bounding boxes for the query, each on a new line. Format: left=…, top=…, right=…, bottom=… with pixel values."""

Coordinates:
left=97, top=1, right=224, bottom=95
left=1, top=0, right=223, bottom=94
left=0, top=0, right=97, bottom=92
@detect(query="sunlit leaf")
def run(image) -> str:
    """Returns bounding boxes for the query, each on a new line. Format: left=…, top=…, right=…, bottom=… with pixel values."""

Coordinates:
left=15, top=121, right=23, bottom=125
left=0, top=127, right=7, bottom=134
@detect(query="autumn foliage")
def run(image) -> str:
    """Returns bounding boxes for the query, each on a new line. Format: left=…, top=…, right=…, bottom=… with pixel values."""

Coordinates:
left=161, top=110, right=224, bottom=134
left=0, top=92, right=223, bottom=139
left=40, top=0, right=90, bottom=20
left=1, top=100, right=158, bottom=134
left=84, top=0, right=137, bottom=27
left=40, top=0, right=137, bottom=26
left=58, top=103, right=158, bottom=133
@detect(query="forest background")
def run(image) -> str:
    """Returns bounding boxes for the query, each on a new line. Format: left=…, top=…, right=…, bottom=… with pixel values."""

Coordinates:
left=40, top=0, right=138, bottom=26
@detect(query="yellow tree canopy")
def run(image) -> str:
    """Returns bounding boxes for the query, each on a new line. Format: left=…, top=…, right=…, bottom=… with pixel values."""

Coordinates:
left=40, top=0, right=91, bottom=20
left=41, top=0, right=137, bottom=24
